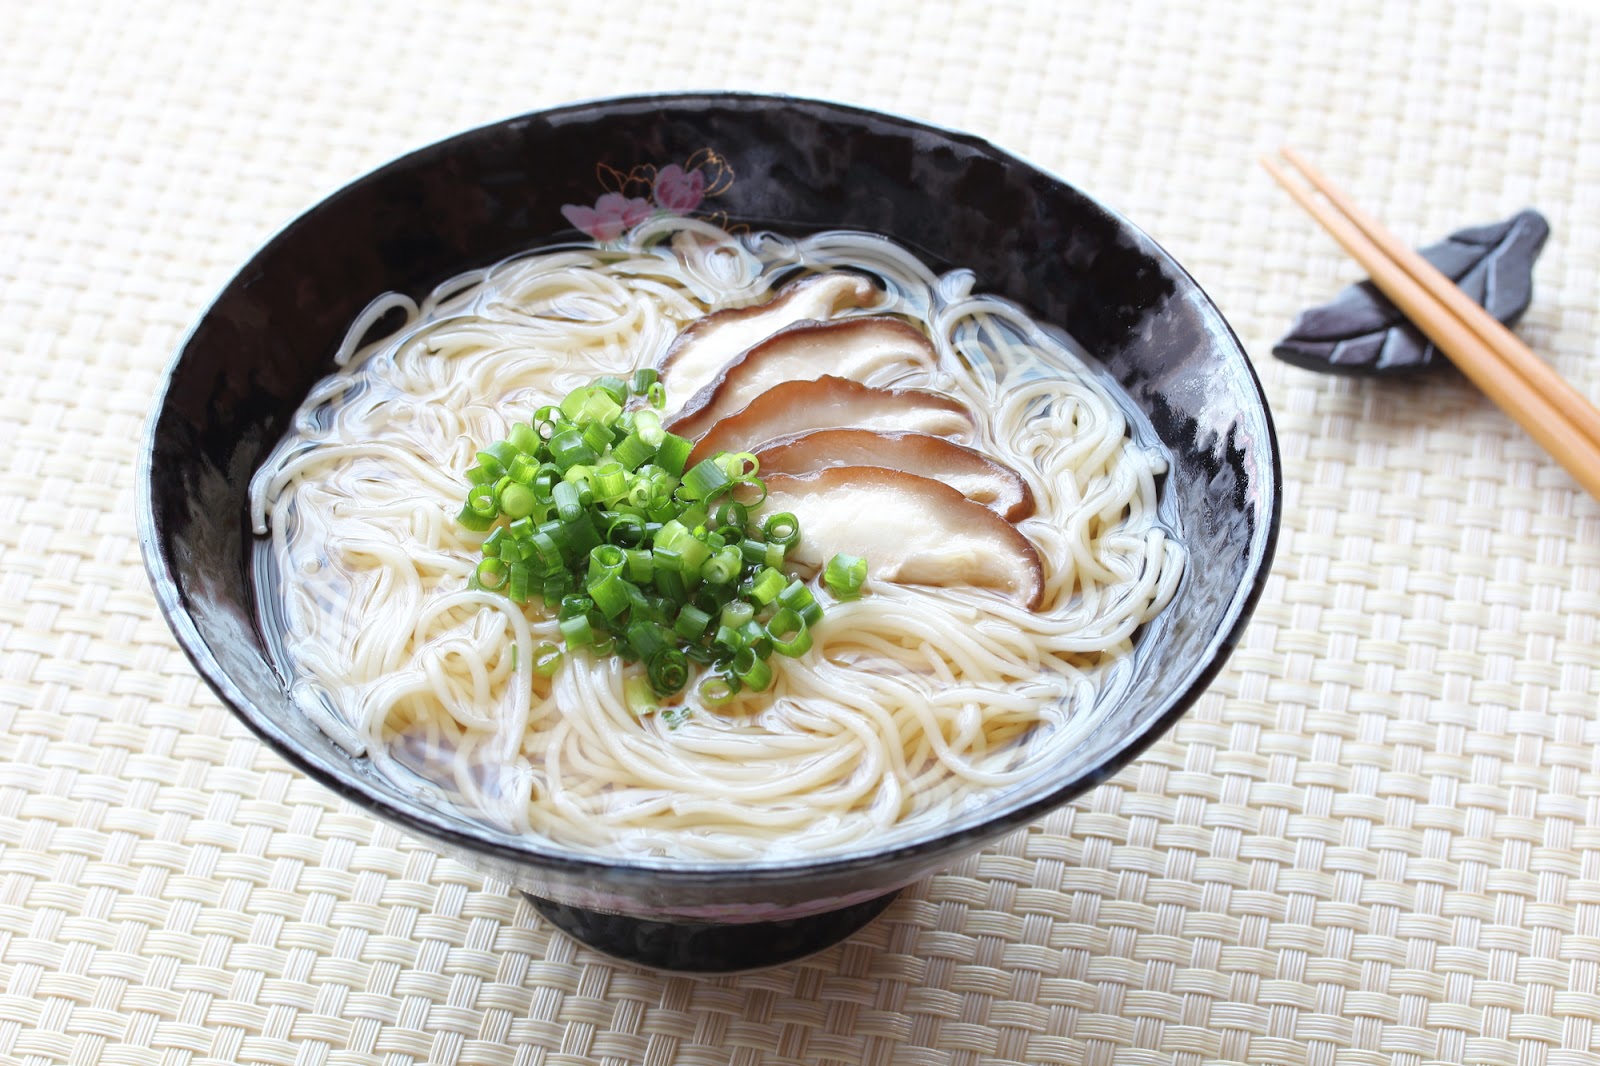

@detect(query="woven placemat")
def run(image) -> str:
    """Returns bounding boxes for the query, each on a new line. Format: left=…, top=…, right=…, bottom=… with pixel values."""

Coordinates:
left=4, top=0, right=1600, bottom=1063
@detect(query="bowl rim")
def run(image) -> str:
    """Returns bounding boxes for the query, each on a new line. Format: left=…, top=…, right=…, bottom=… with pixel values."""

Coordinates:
left=137, top=90, right=1283, bottom=882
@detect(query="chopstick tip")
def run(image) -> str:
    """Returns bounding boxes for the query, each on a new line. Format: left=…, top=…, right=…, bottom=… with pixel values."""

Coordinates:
left=1258, top=154, right=1292, bottom=183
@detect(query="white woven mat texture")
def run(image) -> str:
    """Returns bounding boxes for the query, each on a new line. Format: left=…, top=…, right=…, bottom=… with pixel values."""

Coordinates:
left=4, top=1, right=1600, bottom=1064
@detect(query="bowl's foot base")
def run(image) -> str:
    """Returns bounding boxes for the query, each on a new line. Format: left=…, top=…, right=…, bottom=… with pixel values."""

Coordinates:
left=523, top=890, right=900, bottom=973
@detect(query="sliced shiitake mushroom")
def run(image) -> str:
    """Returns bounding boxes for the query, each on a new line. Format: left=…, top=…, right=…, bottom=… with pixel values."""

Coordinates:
left=687, top=376, right=973, bottom=467
left=761, top=467, right=1045, bottom=609
left=667, top=316, right=937, bottom=441
left=753, top=429, right=1035, bottom=522
left=656, top=272, right=878, bottom=413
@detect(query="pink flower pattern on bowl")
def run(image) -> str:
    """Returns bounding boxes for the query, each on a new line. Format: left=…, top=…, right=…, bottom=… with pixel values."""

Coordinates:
left=560, top=193, right=653, bottom=242
left=652, top=164, right=705, bottom=214
left=560, top=149, right=733, bottom=242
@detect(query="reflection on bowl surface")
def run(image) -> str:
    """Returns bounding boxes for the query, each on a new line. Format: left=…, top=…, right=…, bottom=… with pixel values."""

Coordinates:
left=140, top=93, right=1279, bottom=936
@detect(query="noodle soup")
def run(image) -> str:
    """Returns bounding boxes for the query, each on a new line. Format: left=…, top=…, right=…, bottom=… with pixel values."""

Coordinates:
left=250, top=218, right=1184, bottom=860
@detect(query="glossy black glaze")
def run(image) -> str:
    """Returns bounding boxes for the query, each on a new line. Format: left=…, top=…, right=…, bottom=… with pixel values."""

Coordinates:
left=525, top=890, right=900, bottom=973
left=138, top=94, right=1281, bottom=965
left=1274, top=209, right=1549, bottom=375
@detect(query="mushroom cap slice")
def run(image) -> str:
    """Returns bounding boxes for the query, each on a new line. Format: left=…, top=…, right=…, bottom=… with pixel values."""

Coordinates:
left=688, top=376, right=974, bottom=467
left=667, top=316, right=938, bottom=441
left=761, top=467, right=1045, bottom=609
left=754, top=429, right=1036, bottom=522
left=657, top=272, right=879, bottom=414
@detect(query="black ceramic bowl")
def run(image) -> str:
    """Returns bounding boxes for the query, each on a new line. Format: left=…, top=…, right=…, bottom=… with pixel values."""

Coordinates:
left=139, top=93, right=1279, bottom=972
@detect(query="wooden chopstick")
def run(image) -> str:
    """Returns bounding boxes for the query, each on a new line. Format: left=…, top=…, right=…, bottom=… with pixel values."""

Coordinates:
left=1278, top=148, right=1600, bottom=450
left=1261, top=149, right=1600, bottom=501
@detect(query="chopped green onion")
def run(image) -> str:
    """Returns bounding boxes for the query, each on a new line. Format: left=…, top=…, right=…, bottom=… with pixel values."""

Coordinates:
left=765, top=608, right=812, bottom=657
left=588, top=571, right=632, bottom=620
left=656, top=433, right=693, bottom=477
left=508, top=422, right=540, bottom=455
left=592, top=461, right=628, bottom=501
left=698, top=674, right=739, bottom=706
left=532, top=467, right=559, bottom=503
left=552, top=480, right=583, bottom=523
left=763, top=512, right=800, bottom=547
left=680, top=458, right=733, bottom=501
left=653, top=566, right=687, bottom=603
left=493, top=475, right=515, bottom=509
left=528, top=531, right=563, bottom=571
left=749, top=567, right=786, bottom=606
left=824, top=553, right=868, bottom=601
left=482, top=527, right=507, bottom=558
left=559, top=593, right=593, bottom=620
left=457, top=504, right=494, bottom=531
left=720, top=601, right=755, bottom=629
left=559, top=387, right=590, bottom=421
left=677, top=503, right=709, bottom=531
left=739, top=537, right=768, bottom=565
left=458, top=372, right=850, bottom=697
left=559, top=614, right=594, bottom=647
left=719, top=452, right=759, bottom=479
left=653, top=519, right=693, bottom=554
left=674, top=604, right=712, bottom=642
left=624, top=673, right=659, bottom=716
left=508, top=452, right=541, bottom=485
left=531, top=642, right=563, bottom=677
left=507, top=562, right=532, bottom=604
left=712, top=624, right=744, bottom=653
left=646, top=647, right=689, bottom=695
left=547, top=429, right=596, bottom=471
left=714, top=500, right=749, bottom=529
left=777, top=579, right=816, bottom=614
left=474, top=452, right=505, bottom=479
left=735, top=478, right=768, bottom=506
left=500, top=482, right=538, bottom=519
left=656, top=521, right=711, bottom=573
left=593, top=375, right=629, bottom=406
left=613, top=432, right=655, bottom=471
left=467, top=483, right=498, bottom=518
left=542, top=573, right=571, bottom=601
left=701, top=545, right=742, bottom=585
left=475, top=558, right=508, bottom=590
left=588, top=544, right=626, bottom=580
left=564, top=513, right=602, bottom=555
left=633, top=409, right=665, bottom=446
left=623, top=548, right=655, bottom=582
left=626, top=473, right=661, bottom=509
left=580, top=419, right=613, bottom=455
left=604, top=512, right=647, bottom=546
left=625, top=620, right=671, bottom=661
left=733, top=648, right=773, bottom=692
left=562, top=464, right=593, bottom=493
left=738, top=620, right=773, bottom=659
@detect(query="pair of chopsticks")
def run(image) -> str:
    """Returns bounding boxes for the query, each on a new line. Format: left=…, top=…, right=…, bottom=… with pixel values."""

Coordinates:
left=1261, top=148, right=1600, bottom=502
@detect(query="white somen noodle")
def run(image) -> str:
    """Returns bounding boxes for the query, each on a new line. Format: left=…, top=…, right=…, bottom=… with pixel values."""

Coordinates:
left=249, top=219, right=1184, bottom=860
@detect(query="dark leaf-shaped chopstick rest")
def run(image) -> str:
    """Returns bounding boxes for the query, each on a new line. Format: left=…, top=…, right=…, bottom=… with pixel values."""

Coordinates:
left=1273, top=209, right=1550, bottom=376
